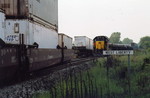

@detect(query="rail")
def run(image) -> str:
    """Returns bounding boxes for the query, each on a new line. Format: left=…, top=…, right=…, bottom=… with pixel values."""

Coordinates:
left=0, top=57, right=98, bottom=89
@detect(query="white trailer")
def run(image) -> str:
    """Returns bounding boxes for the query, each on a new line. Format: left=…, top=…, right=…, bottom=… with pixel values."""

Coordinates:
left=5, top=20, right=58, bottom=49
left=89, top=39, right=93, bottom=50
left=74, top=36, right=93, bottom=50
left=58, top=33, right=72, bottom=49
left=0, top=0, right=59, bottom=49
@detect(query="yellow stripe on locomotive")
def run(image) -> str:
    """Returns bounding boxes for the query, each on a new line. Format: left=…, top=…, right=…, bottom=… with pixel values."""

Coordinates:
left=95, top=41, right=105, bottom=49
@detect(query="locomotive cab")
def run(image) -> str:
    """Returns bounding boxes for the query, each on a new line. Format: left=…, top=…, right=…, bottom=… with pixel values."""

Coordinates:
left=93, top=36, right=109, bottom=56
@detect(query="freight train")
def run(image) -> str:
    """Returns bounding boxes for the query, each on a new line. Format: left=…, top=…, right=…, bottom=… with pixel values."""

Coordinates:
left=0, top=0, right=133, bottom=85
left=93, top=36, right=133, bottom=56
left=73, top=36, right=133, bottom=57
left=74, top=36, right=133, bottom=57
left=0, top=0, right=75, bottom=84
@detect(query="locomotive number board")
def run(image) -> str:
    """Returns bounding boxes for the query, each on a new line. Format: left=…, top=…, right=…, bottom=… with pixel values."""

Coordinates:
left=103, top=50, right=134, bottom=55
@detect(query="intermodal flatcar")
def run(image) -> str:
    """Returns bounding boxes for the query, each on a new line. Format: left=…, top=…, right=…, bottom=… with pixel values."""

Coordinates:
left=73, top=36, right=93, bottom=57
left=0, top=0, right=75, bottom=85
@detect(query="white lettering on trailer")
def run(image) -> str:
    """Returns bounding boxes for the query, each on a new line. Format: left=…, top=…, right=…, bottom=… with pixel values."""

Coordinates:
left=5, top=34, right=19, bottom=44
left=103, top=50, right=134, bottom=55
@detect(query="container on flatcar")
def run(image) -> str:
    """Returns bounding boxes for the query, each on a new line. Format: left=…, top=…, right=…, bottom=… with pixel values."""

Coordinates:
left=5, top=20, right=58, bottom=48
left=74, top=36, right=93, bottom=50
left=89, top=38, right=93, bottom=50
left=0, top=0, right=62, bottom=84
left=0, top=0, right=58, bottom=28
left=58, top=33, right=72, bottom=49
left=74, top=36, right=93, bottom=57
left=0, top=0, right=58, bottom=49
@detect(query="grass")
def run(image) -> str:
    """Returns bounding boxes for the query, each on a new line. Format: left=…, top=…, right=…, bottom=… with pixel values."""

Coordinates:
left=32, top=49, right=150, bottom=98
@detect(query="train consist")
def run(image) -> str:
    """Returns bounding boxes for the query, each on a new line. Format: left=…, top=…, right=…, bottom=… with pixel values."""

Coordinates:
left=0, top=0, right=133, bottom=84
left=73, top=36, right=133, bottom=57
left=93, top=36, right=133, bottom=55
left=0, top=0, right=75, bottom=83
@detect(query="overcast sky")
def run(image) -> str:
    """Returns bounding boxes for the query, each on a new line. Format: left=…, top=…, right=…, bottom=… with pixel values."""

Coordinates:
left=58, top=0, right=150, bottom=43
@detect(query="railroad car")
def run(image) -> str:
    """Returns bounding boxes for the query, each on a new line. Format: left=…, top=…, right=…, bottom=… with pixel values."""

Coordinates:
left=0, top=0, right=74, bottom=85
left=74, top=36, right=93, bottom=57
left=93, top=36, right=109, bottom=56
left=0, top=0, right=134, bottom=85
left=108, top=43, right=133, bottom=50
left=58, top=33, right=74, bottom=62
left=131, top=42, right=139, bottom=50
left=93, top=36, right=133, bottom=56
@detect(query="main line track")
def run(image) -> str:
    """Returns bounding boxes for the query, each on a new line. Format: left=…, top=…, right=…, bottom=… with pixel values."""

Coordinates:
left=0, top=57, right=98, bottom=89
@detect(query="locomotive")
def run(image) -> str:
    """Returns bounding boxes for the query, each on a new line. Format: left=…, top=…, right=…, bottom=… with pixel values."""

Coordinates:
left=93, top=36, right=109, bottom=56
left=93, top=36, right=133, bottom=56
left=74, top=35, right=133, bottom=57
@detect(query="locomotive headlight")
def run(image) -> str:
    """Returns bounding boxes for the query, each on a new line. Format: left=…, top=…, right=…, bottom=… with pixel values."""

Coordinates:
left=14, top=23, right=19, bottom=33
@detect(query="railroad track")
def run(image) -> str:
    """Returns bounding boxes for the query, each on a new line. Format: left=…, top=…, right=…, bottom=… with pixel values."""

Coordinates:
left=0, top=57, right=98, bottom=89
left=28, top=57, right=97, bottom=80
left=0, top=57, right=98, bottom=98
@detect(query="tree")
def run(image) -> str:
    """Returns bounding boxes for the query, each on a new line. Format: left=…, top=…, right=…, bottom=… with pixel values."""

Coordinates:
left=139, top=36, right=150, bottom=49
left=122, top=38, right=133, bottom=44
left=109, top=32, right=121, bottom=44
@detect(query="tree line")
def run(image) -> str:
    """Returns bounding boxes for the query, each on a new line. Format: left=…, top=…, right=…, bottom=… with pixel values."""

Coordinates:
left=109, top=32, right=150, bottom=49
